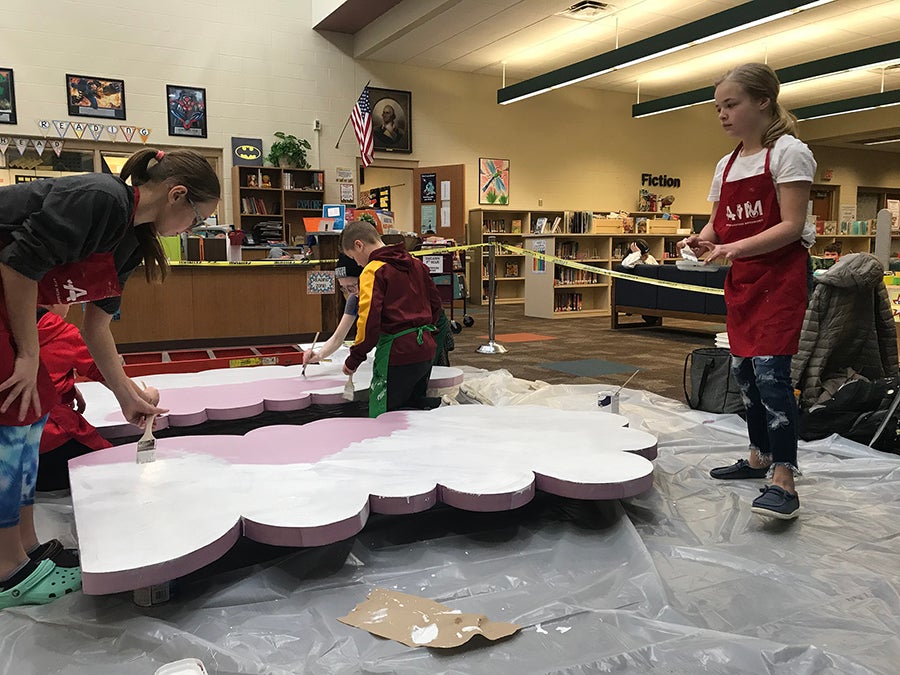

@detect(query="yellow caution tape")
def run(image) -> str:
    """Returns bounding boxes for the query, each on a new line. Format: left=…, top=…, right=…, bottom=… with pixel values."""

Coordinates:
left=169, top=259, right=339, bottom=267
left=500, top=244, right=725, bottom=296
left=410, top=243, right=487, bottom=256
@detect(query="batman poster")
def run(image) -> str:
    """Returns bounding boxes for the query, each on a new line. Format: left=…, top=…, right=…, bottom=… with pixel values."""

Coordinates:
left=231, top=137, right=263, bottom=166
left=167, top=84, right=207, bottom=138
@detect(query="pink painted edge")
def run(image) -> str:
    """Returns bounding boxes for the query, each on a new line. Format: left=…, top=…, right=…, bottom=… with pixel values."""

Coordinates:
left=242, top=502, right=370, bottom=547
left=534, top=472, right=654, bottom=500
left=369, top=489, right=439, bottom=515
left=81, top=522, right=242, bottom=596
left=439, top=483, right=537, bottom=512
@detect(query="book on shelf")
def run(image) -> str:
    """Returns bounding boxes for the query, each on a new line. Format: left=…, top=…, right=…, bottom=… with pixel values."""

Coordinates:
left=505, top=262, right=520, bottom=277
left=554, top=267, right=599, bottom=285
left=554, top=292, right=583, bottom=312
left=534, top=217, right=548, bottom=233
left=550, top=216, right=562, bottom=233
left=511, top=219, right=522, bottom=233
left=568, top=211, right=592, bottom=234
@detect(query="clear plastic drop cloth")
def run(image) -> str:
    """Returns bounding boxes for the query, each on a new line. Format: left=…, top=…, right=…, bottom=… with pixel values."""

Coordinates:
left=3, top=369, right=899, bottom=674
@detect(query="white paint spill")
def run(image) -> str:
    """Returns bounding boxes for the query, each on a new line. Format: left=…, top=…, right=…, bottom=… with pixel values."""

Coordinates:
left=555, top=626, right=571, bottom=634
left=461, top=626, right=477, bottom=632
left=411, top=623, right=439, bottom=645
left=365, top=608, right=389, bottom=623
left=535, top=624, right=548, bottom=634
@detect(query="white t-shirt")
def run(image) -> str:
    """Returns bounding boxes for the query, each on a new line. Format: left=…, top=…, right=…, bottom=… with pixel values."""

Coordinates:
left=708, top=134, right=817, bottom=247
left=621, top=252, right=659, bottom=268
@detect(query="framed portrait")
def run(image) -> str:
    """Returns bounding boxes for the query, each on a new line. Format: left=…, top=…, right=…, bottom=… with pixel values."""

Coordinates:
left=0, top=68, right=16, bottom=124
left=167, top=85, right=208, bottom=138
left=479, top=158, right=509, bottom=205
left=369, top=87, right=412, bottom=154
left=66, top=74, right=126, bottom=120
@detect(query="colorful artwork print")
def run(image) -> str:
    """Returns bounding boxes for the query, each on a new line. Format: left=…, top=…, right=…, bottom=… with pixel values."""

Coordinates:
left=66, top=74, right=126, bottom=120
left=0, top=68, right=16, bottom=124
left=479, top=158, right=509, bottom=205
left=167, top=85, right=208, bottom=138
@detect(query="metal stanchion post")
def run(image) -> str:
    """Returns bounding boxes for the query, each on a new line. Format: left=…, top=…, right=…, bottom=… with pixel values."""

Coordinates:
left=477, top=236, right=508, bottom=354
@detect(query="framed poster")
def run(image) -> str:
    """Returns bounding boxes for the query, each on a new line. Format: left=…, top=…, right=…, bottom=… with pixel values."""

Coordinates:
left=167, top=85, right=207, bottom=138
left=420, top=172, right=436, bottom=203
left=66, top=74, right=126, bottom=120
left=479, top=158, right=509, bottom=205
left=0, top=68, right=16, bottom=124
left=369, top=87, right=411, bottom=153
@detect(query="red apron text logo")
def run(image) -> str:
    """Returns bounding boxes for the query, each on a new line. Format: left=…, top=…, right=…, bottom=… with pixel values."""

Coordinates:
left=62, top=279, right=88, bottom=303
left=725, top=199, right=764, bottom=225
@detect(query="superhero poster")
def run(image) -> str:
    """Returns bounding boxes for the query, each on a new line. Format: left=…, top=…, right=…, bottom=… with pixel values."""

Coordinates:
left=166, top=85, right=207, bottom=138
left=66, top=74, right=126, bottom=120
left=0, top=68, right=16, bottom=124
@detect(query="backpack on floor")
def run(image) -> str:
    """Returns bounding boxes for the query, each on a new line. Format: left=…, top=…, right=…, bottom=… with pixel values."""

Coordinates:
left=799, top=376, right=900, bottom=453
left=683, top=347, right=744, bottom=415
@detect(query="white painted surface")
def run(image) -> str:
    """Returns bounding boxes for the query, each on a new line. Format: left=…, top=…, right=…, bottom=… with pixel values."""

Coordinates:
left=70, top=406, right=655, bottom=580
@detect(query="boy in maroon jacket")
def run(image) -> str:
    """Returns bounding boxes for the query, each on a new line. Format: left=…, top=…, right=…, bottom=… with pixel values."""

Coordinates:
left=341, top=222, right=444, bottom=416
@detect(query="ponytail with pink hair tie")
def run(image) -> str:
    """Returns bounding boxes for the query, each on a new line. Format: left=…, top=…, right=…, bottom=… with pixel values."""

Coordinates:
left=155, top=150, right=165, bottom=161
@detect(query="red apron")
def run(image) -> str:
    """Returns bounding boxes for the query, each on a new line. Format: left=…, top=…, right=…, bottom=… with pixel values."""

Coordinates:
left=1, top=254, right=121, bottom=426
left=713, top=144, right=808, bottom=358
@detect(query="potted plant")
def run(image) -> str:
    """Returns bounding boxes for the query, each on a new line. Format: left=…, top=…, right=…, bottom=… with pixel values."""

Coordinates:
left=266, top=132, right=312, bottom=168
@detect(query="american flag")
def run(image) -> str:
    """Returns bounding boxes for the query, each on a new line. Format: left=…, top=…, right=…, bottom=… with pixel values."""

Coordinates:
left=351, top=86, right=373, bottom=168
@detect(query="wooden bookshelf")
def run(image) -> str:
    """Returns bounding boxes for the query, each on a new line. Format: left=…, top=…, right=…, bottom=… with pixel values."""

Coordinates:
left=467, top=209, right=529, bottom=305
left=232, top=166, right=325, bottom=246
left=470, top=207, right=724, bottom=318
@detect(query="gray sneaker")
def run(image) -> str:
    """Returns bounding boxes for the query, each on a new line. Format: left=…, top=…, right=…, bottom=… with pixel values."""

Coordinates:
left=750, top=485, right=800, bottom=520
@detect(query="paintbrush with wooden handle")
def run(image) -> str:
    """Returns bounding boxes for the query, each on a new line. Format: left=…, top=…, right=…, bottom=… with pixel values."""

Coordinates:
left=136, top=413, right=157, bottom=464
left=302, top=331, right=320, bottom=377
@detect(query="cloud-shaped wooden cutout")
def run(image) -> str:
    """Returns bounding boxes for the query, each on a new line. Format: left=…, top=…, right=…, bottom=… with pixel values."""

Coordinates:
left=78, top=360, right=464, bottom=438
left=70, top=405, right=657, bottom=594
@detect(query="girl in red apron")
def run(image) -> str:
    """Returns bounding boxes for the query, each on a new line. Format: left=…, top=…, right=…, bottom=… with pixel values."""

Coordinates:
left=0, top=148, right=220, bottom=609
left=678, top=63, right=816, bottom=520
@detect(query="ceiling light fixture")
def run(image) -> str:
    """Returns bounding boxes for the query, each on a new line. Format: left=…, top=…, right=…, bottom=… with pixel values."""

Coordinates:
left=497, top=0, right=835, bottom=105
left=632, top=41, right=900, bottom=118
left=791, top=89, right=900, bottom=121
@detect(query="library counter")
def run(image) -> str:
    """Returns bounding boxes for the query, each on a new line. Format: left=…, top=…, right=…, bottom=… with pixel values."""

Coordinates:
left=66, top=264, right=341, bottom=350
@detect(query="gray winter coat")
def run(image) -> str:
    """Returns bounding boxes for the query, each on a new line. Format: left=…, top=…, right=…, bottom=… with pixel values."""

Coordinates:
left=792, top=253, right=898, bottom=407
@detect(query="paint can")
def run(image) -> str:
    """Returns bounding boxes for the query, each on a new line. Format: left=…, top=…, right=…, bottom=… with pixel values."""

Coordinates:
left=133, top=581, right=171, bottom=607
left=597, top=390, right=620, bottom=414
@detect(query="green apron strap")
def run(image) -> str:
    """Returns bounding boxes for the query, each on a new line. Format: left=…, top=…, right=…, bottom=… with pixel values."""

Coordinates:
left=369, top=322, right=437, bottom=418
left=432, top=311, right=449, bottom=367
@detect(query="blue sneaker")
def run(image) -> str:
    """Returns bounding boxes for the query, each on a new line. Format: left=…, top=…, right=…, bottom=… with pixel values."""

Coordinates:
left=751, top=485, right=800, bottom=520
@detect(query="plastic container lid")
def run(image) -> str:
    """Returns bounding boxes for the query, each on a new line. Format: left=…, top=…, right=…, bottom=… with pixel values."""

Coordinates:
left=154, top=658, right=208, bottom=675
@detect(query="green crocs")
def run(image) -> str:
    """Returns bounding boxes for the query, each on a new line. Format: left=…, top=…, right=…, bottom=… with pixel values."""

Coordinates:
left=0, top=559, right=82, bottom=610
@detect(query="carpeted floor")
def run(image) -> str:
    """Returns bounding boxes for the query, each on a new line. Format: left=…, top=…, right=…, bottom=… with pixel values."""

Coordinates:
left=448, top=304, right=724, bottom=402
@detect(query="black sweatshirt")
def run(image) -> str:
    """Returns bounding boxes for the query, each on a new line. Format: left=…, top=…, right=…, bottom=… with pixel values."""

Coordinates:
left=0, top=173, right=141, bottom=314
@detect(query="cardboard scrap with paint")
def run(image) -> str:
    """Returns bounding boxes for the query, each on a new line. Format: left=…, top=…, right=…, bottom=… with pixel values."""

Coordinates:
left=339, top=588, right=520, bottom=648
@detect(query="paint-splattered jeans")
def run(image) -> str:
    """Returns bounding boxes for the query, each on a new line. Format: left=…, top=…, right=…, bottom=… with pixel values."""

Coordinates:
left=730, top=356, right=799, bottom=474
left=0, top=416, right=47, bottom=529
